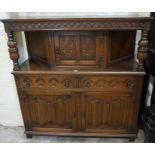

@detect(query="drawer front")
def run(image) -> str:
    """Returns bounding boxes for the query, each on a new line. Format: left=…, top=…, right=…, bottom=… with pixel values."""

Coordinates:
left=16, top=75, right=78, bottom=90
left=80, top=75, right=141, bottom=92
left=15, top=75, right=143, bottom=93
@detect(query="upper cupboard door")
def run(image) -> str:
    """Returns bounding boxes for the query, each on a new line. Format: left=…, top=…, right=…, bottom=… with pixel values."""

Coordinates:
left=53, top=31, right=106, bottom=66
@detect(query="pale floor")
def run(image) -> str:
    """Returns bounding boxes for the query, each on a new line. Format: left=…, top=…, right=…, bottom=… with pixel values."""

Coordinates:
left=0, top=125, right=144, bottom=143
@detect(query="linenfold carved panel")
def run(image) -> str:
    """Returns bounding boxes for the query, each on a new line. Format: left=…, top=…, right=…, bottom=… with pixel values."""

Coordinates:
left=59, top=35, right=75, bottom=60
left=85, top=94, right=136, bottom=129
left=26, top=95, right=73, bottom=128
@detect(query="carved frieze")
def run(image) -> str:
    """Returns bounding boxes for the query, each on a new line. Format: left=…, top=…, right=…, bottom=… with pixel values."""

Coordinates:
left=20, top=76, right=75, bottom=89
left=4, top=21, right=144, bottom=32
left=125, top=79, right=136, bottom=89
left=83, top=78, right=136, bottom=90
left=20, top=76, right=136, bottom=91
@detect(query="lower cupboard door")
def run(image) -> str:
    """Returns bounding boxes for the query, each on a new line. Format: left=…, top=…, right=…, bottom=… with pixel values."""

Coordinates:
left=82, top=92, right=139, bottom=133
left=24, top=93, right=76, bottom=132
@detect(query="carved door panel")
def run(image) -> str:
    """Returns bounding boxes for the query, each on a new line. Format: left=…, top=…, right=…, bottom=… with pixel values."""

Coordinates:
left=53, top=31, right=105, bottom=66
left=81, top=92, right=138, bottom=132
left=24, top=92, right=77, bottom=132
left=54, top=32, right=77, bottom=65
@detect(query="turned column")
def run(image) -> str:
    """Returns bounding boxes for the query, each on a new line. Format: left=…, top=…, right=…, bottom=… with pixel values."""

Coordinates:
left=137, top=23, right=150, bottom=70
left=7, top=31, right=20, bottom=71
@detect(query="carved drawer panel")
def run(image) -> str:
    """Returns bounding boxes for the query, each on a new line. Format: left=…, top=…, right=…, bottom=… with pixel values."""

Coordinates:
left=80, top=75, right=140, bottom=92
left=16, top=75, right=78, bottom=90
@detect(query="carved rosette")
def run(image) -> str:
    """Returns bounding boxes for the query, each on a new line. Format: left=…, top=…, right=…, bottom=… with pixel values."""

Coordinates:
left=7, top=31, right=20, bottom=71
left=23, top=78, right=32, bottom=88
left=125, top=79, right=135, bottom=89
left=63, top=79, right=72, bottom=88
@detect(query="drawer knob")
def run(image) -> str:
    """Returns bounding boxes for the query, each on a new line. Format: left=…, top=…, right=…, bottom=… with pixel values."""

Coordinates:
left=84, top=80, right=93, bottom=88
left=63, top=80, right=72, bottom=88
left=126, top=80, right=135, bottom=89
left=23, top=78, right=31, bottom=88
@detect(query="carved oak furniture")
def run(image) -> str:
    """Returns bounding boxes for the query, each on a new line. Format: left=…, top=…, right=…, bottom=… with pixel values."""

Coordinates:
left=1, top=16, right=152, bottom=140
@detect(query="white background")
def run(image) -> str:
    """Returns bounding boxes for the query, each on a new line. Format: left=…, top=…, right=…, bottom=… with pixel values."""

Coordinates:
left=0, top=0, right=154, bottom=154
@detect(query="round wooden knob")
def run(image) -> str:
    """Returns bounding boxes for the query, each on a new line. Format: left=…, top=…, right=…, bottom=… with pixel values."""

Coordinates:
left=55, top=49, right=61, bottom=54
left=64, top=80, right=71, bottom=88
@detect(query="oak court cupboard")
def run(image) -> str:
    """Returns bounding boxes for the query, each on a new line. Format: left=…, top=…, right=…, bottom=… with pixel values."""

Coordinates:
left=1, top=15, right=152, bottom=141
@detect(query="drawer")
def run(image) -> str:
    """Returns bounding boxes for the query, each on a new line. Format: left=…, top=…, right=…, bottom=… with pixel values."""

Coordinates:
left=80, top=75, right=142, bottom=92
left=15, top=74, right=143, bottom=93
left=16, top=75, right=78, bottom=90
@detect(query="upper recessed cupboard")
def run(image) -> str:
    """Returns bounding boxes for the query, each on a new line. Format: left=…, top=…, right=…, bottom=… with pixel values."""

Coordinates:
left=25, top=30, right=136, bottom=68
left=1, top=16, right=152, bottom=139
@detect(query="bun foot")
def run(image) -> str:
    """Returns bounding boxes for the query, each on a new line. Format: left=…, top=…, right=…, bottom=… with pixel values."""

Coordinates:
left=129, top=137, right=135, bottom=142
left=26, top=134, right=33, bottom=139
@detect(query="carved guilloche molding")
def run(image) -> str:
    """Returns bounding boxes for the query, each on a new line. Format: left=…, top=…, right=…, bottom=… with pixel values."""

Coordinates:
left=3, top=20, right=145, bottom=32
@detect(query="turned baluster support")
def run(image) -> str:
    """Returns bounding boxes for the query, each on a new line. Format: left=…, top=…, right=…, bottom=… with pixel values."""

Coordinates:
left=137, top=23, right=150, bottom=70
left=7, top=31, right=20, bottom=71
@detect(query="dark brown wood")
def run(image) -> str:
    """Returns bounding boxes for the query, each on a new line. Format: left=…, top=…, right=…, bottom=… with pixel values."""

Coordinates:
left=1, top=16, right=152, bottom=139
left=25, top=31, right=50, bottom=64
left=1, top=17, right=153, bottom=32
left=137, top=22, right=150, bottom=70
left=53, top=31, right=105, bottom=67
left=7, top=31, right=20, bottom=71
left=108, top=31, right=136, bottom=65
